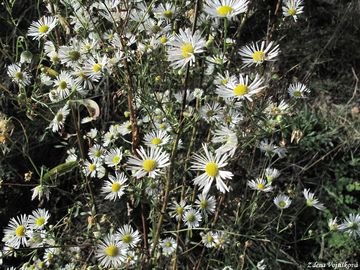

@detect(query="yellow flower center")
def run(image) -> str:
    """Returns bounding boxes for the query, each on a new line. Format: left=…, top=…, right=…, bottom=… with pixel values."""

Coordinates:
left=165, top=241, right=172, bottom=247
left=257, top=183, right=265, bottom=190
left=59, top=80, right=67, bottom=89
left=252, top=51, right=265, bottom=62
left=105, top=245, right=119, bottom=257
left=181, top=43, right=194, bottom=59
left=233, top=84, right=248, bottom=96
left=94, top=150, right=102, bottom=157
left=122, top=234, right=133, bottom=243
left=35, top=217, right=46, bottom=227
left=56, top=113, right=63, bottom=122
left=217, top=5, right=233, bottom=16
left=163, top=10, right=173, bottom=19
left=93, top=63, right=102, bottom=73
left=88, top=163, right=96, bottom=172
left=15, top=225, right=25, bottom=237
left=39, top=25, right=49, bottom=33
left=186, top=213, right=196, bottom=222
left=151, top=137, right=162, bottom=145
left=15, top=71, right=24, bottom=80
left=205, top=162, right=218, bottom=177
left=159, top=124, right=166, bottom=130
left=111, top=182, right=122, bottom=192
left=199, top=200, right=208, bottom=209
left=143, top=159, right=157, bottom=172
left=176, top=207, right=184, bottom=215
left=68, top=51, right=80, bottom=61
left=207, top=234, right=213, bottom=242
left=306, top=199, right=314, bottom=207
left=160, top=36, right=168, bottom=44
left=288, top=8, right=297, bottom=16
left=279, top=201, right=286, bottom=208
left=112, top=155, right=121, bottom=164
left=293, top=90, right=302, bottom=97
left=221, top=78, right=229, bottom=85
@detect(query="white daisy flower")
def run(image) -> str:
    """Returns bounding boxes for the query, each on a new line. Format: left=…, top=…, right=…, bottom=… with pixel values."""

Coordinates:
left=199, top=102, right=223, bottom=123
left=217, top=73, right=265, bottom=101
left=116, top=224, right=141, bottom=248
left=124, top=250, right=138, bottom=266
left=200, top=231, right=218, bottom=248
left=167, top=28, right=206, bottom=69
left=53, top=71, right=76, bottom=100
left=212, top=125, right=238, bottom=157
left=273, top=194, right=292, bottom=209
left=104, top=148, right=123, bottom=167
left=303, top=188, right=326, bottom=211
left=88, top=144, right=105, bottom=161
left=259, top=139, right=287, bottom=158
left=265, top=100, right=289, bottom=115
left=49, top=105, right=70, bottom=133
left=169, top=200, right=191, bottom=221
left=174, top=89, right=196, bottom=104
left=214, top=71, right=231, bottom=87
left=154, top=3, right=176, bottom=21
left=101, top=172, right=128, bottom=201
left=28, top=209, right=50, bottom=231
left=127, top=146, right=170, bottom=179
left=27, top=16, right=58, bottom=40
left=27, top=230, right=47, bottom=248
left=83, top=159, right=106, bottom=178
left=160, top=237, right=176, bottom=257
left=247, top=178, right=273, bottom=192
left=239, top=41, right=280, bottom=67
left=288, top=82, right=310, bottom=98
left=265, top=167, right=280, bottom=182
left=338, top=213, right=360, bottom=238
left=31, top=184, right=50, bottom=201
left=58, top=43, right=83, bottom=67
left=204, top=0, right=248, bottom=19
left=282, top=0, right=304, bottom=22
left=7, top=63, right=31, bottom=86
left=190, top=144, right=233, bottom=194
left=214, top=231, right=228, bottom=249
left=96, top=234, right=126, bottom=268
left=84, top=55, right=108, bottom=82
left=195, top=193, right=216, bottom=215
left=143, top=130, right=171, bottom=148
left=2, top=214, right=29, bottom=248
left=182, top=208, right=202, bottom=228
left=117, top=121, right=132, bottom=136
left=328, top=217, right=339, bottom=232
left=224, top=108, right=243, bottom=127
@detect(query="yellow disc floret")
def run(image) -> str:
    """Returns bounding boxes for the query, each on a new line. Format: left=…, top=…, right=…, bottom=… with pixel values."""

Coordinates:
left=93, top=63, right=102, bottom=73
left=163, top=10, right=173, bottom=19
left=233, top=84, right=248, bottom=96
left=105, top=245, right=119, bottom=257
left=181, top=43, right=194, bottom=59
left=143, top=159, right=157, bottom=172
left=112, top=155, right=121, bottom=164
left=88, top=163, right=97, bottom=172
left=217, top=5, right=233, bottom=16
left=288, top=8, right=297, bottom=16
left=252, top=51, right=265, bottom=62
left=205, top=162, right=219, bottom=177
left=257, top=183, right=265, bottom=190
left=15, top=225, right=25, bottom=237
left=39, top=25, right=49, bottom=33
left=151, top=138, right=162, bottom=145
left=111, top=182, right=121, bottom=192
left=35, top=217, right=46, bottom=227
